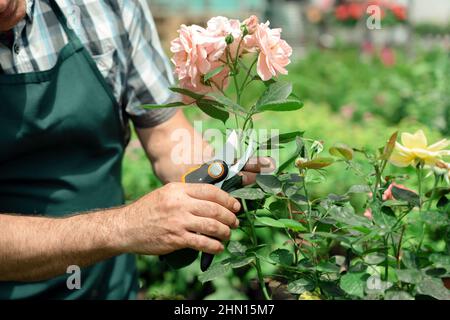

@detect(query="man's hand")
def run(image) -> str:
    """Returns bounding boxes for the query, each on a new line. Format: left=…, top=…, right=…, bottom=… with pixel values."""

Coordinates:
left=116, top=183, right=241, bottom=255
left=240, top=157, right=276, bottom=186
left=0, top=182, right=241, bottom=281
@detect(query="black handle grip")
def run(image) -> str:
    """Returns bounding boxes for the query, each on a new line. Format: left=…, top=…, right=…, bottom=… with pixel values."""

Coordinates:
left=183, top=160, right=229, bottom=272
left=160, top=160, right=230, bottom=271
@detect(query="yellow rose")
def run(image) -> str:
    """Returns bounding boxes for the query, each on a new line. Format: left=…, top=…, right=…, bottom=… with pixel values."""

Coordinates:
left=389, top=130, right=450, bottom=168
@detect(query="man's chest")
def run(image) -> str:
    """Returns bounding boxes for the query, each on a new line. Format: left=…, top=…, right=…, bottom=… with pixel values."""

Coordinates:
left=0, top=0, right=126, bottom=81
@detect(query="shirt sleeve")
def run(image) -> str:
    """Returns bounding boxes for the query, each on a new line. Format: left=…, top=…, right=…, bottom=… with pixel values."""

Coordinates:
left=120, top=0, right=178, bottom=128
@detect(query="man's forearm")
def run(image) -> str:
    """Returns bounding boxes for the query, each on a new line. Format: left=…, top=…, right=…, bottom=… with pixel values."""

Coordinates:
left=0, top=207, right=126, bottom=282
left=136, top=109, right=214, bottom=183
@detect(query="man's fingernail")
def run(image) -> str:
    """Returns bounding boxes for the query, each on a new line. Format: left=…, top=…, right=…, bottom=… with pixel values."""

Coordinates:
left=233, top=202, right=241, bottom=212
left=235, top=219, right=240, bottom=227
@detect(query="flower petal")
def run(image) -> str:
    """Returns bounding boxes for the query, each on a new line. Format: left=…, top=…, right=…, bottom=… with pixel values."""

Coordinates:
left=428, top=139, right=450, bottom=152
left=389, top=151, right=415, bottom=167
left=401, top=130, right=427, bottom=149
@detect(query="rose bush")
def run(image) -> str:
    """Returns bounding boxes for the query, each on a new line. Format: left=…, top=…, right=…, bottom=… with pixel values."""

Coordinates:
left=144, top=16, right=450, bottom=300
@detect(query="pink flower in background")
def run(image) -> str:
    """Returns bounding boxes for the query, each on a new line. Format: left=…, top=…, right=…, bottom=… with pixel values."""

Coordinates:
left=364, top=208, right=373, bottom=220
left=246, top=22, right=292, bottom=81
left=380, top=47, right=396, bottom=67
left=243, top=15, right=259, bottom=34
left=340, top=105, right=355, bottom=120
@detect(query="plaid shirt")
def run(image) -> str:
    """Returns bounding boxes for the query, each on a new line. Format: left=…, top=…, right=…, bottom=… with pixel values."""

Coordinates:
left=0, top=0, right=177, bottom=129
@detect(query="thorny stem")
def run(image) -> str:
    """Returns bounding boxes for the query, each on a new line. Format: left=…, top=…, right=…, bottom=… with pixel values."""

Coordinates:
left=287, top=200, right=300, bottom=264
left=416, top=164, right=423, bottom=211
left=384, top=237, right=389, bottom=281
left=416, top=165, right=426, bottom=253
left=242, top=200, right=271, bottom=300
left=240, top=56, right=258, bottom=93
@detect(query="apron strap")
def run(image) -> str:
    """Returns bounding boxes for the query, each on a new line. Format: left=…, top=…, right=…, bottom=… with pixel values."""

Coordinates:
left=48, top=0, right=81, bottom=44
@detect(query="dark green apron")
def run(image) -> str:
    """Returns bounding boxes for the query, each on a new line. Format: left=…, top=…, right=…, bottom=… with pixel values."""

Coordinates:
left=0, top=0, right=138, bottom=299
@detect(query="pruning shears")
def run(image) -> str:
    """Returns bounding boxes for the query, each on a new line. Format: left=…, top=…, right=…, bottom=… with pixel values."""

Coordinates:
left=162, top=130, right=257, bottom=271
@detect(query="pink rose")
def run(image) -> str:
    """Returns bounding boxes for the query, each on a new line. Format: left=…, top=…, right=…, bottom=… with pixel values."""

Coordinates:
left=170, top=23, right=230, bottom=103
left=206, top=16, right=243, bottom=58
left=207, top=16, right=242, bottom=39
left=243, top=15, right=259, bottom=34
left=245, top=22, right=292, bottom=81
left=178, top=69, right=229, bottom=104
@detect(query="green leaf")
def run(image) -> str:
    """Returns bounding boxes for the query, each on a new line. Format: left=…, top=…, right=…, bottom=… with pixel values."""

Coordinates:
left=384, top=291, right=414, bottom=300
left=382, top=200, right=410, bottom=207
left=278, top=218, right=308, bottom=232
left=268, top=200, right=287, bottom=216
left=296, top=157, right=334, bottom=170
left=391, top=186, right=420, bottom=207
left=424, top=268, right=447, bottom=277
left=227, top=241, right=247, bottom=256
left=228, top=255, right=255, bottom=268
left=395, top=269, right=422, bottom=284
left=416, top=277, right=450, bottom=300
left=290, top=194, right=308, bottom=206
left=206, top=92, right=246, bottom=114
left=256, top=81, right=293, bottom=108
left=230, top=188, right=266, bottom=200
left=198, top=262, right=232, bottom=283
left=256, top=175, right=282, bottom=195
left=277, top=152, right=299, bottom=174
left=170, top=87, right=204, bottom=100
left=402, top=251, right=418, bottom=269
left=328, top=206, right=371, bottom=228
left=260, top=131, right=304, bottom=150
left=316, top=261, right=340, bottom=273
left=276, top=136, right=304, bottom=174
left=254, top=216, right=285, bottom=228
left=197, top=100, right=229, bottom=124
left=256, top=99, right=304, bottom=112
left=421, top=211, right=449, bottom=228
left=287, top=278, right=315, bottom=294
left=204, top=65, right=225, bottom=82
left=429, top=254, right=450, bottom=271
left=329, top=143, right=354, bottom=161
left=269, top=249, right=294, bottom=266
left=339, top=272, right=368, bottom=299
left=425, top=187, right=450, bottom=198
left=283, top=184, right=301, bottom=198
left=364, top=253, right=386, bottom=265
left=278, top=173, right=303, bottom=183
left=141, top=101, right=188, bottom=109
left=347, top=185, right=371, bottom=194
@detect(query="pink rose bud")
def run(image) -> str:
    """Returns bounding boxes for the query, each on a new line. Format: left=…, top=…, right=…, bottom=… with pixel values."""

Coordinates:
left=243, top=15, right=259, bottom=35
left=383, top=183, right=416, bottom=201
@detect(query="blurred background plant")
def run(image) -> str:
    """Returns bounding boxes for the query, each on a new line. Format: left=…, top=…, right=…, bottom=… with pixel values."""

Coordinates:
left=124, top=0, right=449, bottom=299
